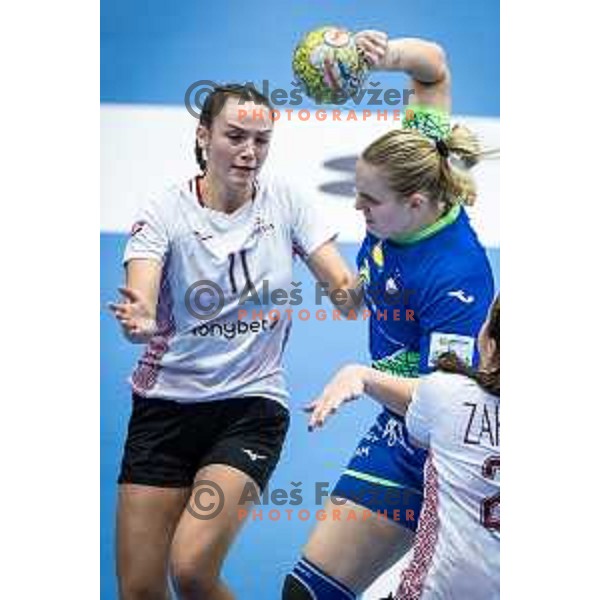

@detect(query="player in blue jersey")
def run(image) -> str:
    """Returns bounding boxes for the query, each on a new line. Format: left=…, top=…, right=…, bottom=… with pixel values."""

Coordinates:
left=282, top=33, right=495, bottom=600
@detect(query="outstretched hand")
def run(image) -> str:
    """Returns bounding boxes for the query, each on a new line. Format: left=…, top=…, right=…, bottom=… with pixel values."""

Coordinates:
left=108, top=287, right=157, bottom=342
left=304, top=365, right=367, bottom=431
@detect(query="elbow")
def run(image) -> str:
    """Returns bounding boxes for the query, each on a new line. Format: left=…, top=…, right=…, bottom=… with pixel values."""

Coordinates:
left=429, top=42, right=449, bottom=82
left=429, top=41, right=447, bottom=64
left=339, top=272, right=355, bottom=291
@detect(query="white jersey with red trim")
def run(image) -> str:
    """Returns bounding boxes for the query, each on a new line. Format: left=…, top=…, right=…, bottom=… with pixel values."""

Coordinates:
left=123, top=172, right=337, bottom=406
left=397, top=371, right=500, bottom=600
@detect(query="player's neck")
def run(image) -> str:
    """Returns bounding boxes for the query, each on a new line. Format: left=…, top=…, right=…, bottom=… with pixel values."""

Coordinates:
left=418, top=202, right=446, bottom=230
left=201, top=173, right=253, bottom=214
left=390, top=202, right=447, bottom=242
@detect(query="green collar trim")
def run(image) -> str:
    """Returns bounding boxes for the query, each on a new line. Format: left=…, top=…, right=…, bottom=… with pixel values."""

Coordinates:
left=390, top=204, right=461, bottom=245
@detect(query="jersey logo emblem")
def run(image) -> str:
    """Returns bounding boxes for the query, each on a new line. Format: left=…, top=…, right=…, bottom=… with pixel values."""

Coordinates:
left=448, top=290, right=475, bottom=304
left=130, top=221, right=146, bottom=237
left=242, top=448, right=267, bottom=462
left=385, top=277, right=399, bottom=294
left=354, top=446, right=370, bottom=458
left=371, top=242, right=384, bottom=269
left=381, top=418, right=415, bottom=454
left=428, top=332, right=476, bottom=367
left=358, top=259, right=371, bottom=285
left=194, top=231, right=214, bottom=242
left=252, top=216, right=275, bottom=238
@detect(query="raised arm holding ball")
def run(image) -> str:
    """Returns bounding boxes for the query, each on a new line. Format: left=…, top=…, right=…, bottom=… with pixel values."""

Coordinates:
left=283, top=31, right=496, bottom=600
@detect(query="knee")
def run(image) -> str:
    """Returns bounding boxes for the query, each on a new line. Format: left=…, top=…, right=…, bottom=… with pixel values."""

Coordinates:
left=170, top=556, right=219, bottom=598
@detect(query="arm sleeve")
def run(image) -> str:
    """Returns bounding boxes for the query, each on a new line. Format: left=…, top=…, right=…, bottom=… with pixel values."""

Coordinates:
left=417, top=268, right=494, bottom=373
left=405, top=374, right=441, bottom=447
left=286, top=181, right=339, bottom=261
left=123, top=194, right=170, bottom=265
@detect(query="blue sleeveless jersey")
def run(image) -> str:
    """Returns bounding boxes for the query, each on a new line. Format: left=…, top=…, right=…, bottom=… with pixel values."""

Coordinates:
left=334, top=205, right=495, bottom=529
left=357, top=205, right=494, bottom=376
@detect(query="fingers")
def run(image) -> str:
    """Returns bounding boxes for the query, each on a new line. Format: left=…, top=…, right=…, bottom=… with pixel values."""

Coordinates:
left=308, top=393, right=340, bottom=431
left=307, top=396, right=324, bottom=430
left=357, top=41, right=377, bottom=66
left=308, top=400, right=326, bottom=431
left=108, top=302, right=131, bottom=319
left=357, top=44, right=383, bottom=67
left=108, top=286, right=142, bottom=315
left=108, top=301, right=138, bottom=335
left=307, top=381, right=364, bottom=431
left=357, top=30, right=388, bottom=44
left=355, top=30, right=388, bottom=66
left=118, top=316, right=145, bottom=337
left=116, top=314, right=134, bottom=330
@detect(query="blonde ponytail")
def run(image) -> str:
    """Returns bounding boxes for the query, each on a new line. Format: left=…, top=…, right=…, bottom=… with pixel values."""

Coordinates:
left=362, top=121, right=498, bottom=211
left=439, top=124, right=481, bottom=206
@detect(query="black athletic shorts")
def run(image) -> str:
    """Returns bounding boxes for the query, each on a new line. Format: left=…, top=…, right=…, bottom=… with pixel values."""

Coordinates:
left=118, top=393, right=290, bottom=491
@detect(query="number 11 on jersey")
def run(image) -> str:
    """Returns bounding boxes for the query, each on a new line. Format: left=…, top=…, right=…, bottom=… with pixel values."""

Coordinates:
left=228, top=250, right=253, bottom=295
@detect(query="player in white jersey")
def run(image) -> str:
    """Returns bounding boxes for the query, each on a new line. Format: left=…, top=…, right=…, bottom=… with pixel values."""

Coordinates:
left=109, top=85, right=362, bottom=600
left=306, top=296, right=500, bottom=599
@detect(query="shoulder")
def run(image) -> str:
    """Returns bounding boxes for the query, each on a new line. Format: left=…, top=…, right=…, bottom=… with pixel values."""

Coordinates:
left=422, top=371, right=498, bottom=420
left=412, top=371, right=478, bottom=424
left=449, top=211, right=491, bottom=275
left=138, top=180, right=189, bottom=221
left=418, top=225, right=493, bottom=307
left=252, top=171, right=294, bottom=217
left=407, top=371, right=470, bottom=445
left=256, top=171, right=333, bottom=239
left=433, top=216, right=490, bottom=277
left=256, top=170, right=291, bottom=201
left=420, top=370, right=476, bottom=399
left=426, top=259, right=492, bottom=305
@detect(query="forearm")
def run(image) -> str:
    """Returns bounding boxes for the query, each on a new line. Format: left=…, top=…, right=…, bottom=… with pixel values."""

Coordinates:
left=358, top=365, right=418, bottom=415
left=331, top=274, right=364, bottom=318
left=125, top=259, right=161, bottom=319
left=307, top=241, right=363, bottom=318
left=376, top=37, right=448, bottom=85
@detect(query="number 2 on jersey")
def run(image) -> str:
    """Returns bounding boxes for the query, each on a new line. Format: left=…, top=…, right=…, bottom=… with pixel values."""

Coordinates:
left=480, top=455, right=500, bottom=532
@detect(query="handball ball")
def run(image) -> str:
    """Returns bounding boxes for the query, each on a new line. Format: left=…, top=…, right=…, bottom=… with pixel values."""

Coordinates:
left=292, top=26, right=370, bottom=103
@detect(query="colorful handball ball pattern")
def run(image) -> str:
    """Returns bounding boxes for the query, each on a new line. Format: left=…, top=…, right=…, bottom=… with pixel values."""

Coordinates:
left=292, top=26, right=370, bottom=103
